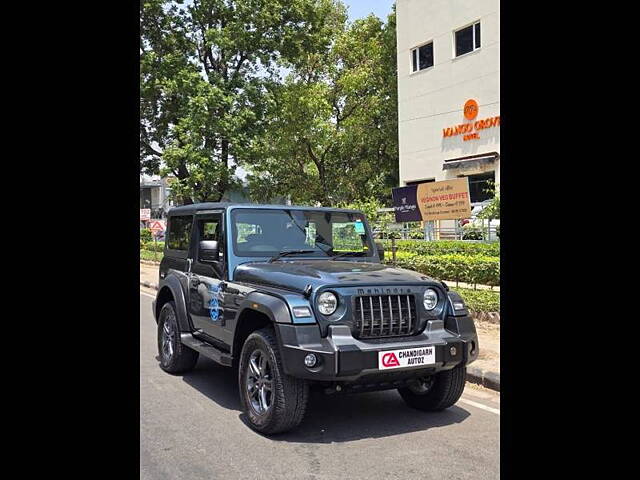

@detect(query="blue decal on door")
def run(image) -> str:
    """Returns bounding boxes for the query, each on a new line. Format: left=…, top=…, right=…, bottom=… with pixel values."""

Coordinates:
left=208, top=284, right=222, bottom=322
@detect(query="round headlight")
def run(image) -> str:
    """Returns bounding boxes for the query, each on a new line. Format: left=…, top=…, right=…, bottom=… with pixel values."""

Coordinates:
left=423, top=288, right=438, bottom=310
left=317, top=292, right=338, bottom=316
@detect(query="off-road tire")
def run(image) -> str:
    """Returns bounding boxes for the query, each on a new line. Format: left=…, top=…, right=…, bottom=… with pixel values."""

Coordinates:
left=398, top=365, right=466, bottom=411
left=239, top=327, right=309, bottom=434
left=157, top=301, right=199, bottom=374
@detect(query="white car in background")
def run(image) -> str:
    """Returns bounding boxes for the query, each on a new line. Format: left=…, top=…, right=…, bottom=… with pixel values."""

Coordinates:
left=461, top=200, right=500, bottom=241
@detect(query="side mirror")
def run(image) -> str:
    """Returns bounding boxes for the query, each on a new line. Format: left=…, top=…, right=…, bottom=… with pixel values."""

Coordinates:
left=199, top=240, right=219, bottom=263
left=375, top=241, right=385, bottom=261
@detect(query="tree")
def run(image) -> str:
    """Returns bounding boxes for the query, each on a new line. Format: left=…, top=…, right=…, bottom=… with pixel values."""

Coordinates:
left=478, top=182, right=500, bottom=220
left=245, top=8, right=399, bottom=206
left=140, top=0, right=346, bottom=204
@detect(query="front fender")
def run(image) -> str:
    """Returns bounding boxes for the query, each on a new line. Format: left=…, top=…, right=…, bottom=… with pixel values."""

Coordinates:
left=236, top=291, right=293, bottom=324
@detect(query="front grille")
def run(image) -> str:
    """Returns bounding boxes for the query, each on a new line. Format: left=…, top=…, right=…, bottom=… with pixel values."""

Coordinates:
left=353, top=294, right=417, bottom=338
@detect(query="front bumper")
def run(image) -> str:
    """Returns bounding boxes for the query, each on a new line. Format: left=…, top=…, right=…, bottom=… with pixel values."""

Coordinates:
left=276, top=316, right=479, bottom=383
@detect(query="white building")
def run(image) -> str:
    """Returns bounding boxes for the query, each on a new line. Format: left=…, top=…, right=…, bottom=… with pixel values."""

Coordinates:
left=396, top=0, right=500, bottom=205
left=140, top=175, right=174, bottom=219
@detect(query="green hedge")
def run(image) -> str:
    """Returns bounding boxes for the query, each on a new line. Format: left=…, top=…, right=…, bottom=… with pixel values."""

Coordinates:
left=140, top=241, right=165, bottom=252
left=140, top=228, right=152, bottom=243
left=385, top=252, right=500, bottom=287
left=141, top=249, right=163, bottom=262
left=381, top=239, right=499, bottom=257
left=456, top=288, right=500, bottom=313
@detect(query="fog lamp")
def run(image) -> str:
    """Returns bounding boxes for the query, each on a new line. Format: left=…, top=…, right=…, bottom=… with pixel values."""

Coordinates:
left=304, top=353, right=318, bottom=368
left=450, top=346, right=457, bottom=356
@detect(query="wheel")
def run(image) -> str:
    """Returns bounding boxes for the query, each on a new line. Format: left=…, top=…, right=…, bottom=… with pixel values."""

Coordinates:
left=398, top=364, right=466, bottom=411
left=239, top=327, right=309, bottom=434
left=157, top=301, right=199, bottom=374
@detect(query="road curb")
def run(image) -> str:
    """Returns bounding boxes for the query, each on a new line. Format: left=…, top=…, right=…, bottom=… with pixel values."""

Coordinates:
left=466, top=366, right=500, bottom=392
left=140, top=259, right=161, bottom=266
left=140, top=281, right=158, bottom=291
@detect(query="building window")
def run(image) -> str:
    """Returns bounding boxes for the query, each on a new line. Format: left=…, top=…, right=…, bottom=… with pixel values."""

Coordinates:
left=455, top=21, right=481, bottom=57
left=459, top=172, right=494, bottom=203
left=410, top=42, right=433, bottom=73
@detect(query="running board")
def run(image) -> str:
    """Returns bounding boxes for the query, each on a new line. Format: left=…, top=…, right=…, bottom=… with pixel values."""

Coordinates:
left=180, top=333, right=233, bottom=367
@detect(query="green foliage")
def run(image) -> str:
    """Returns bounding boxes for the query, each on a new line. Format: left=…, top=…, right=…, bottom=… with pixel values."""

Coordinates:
left=246, top=8, right=399, bottom=206
left=461, top=223, right=485, bottom=240
left=140, top=228, right=153, bottom=243
left=140, top=249, right=164, bottom=262
left=336, top=197, right=381, bottom=222
left=478, top=183, right=500, bottom=220
left=381, top=240, right=499, bottom=257
left=140, top=0, right=346, bottom=204
left=408, top=229, right=425, bottom=240
left=455, top=288, right=500, bottom=313
left=141, top=241, right=165, bottom=252
left=385, top=252, right=500, bottom=287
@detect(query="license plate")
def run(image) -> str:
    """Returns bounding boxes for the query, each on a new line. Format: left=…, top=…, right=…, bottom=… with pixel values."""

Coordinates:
left=378, top=346, right=436, bottom=370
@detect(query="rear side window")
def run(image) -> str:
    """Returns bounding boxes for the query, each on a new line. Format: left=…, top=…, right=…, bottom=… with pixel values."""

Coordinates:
left=167, top=215, right=193, bottom=251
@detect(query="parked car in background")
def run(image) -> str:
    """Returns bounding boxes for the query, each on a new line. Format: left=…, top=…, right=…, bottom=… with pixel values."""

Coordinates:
left=458, top=201, right=499, bottom=241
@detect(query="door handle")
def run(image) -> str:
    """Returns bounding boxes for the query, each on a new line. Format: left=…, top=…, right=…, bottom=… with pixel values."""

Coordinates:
left=219, top=282, right=239, bottom=295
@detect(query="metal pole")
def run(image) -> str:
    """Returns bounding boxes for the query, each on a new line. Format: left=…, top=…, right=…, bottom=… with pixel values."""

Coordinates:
left=153, top=232, right=157, bottom=262
left=391, top=237, right=397, bottom=266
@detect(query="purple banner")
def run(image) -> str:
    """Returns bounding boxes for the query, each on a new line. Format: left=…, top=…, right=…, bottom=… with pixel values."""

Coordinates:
left=392, top=186, right=422, bottom=222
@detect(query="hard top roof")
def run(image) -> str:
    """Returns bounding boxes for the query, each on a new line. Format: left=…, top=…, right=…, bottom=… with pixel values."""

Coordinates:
left=166, top=202, right=364, bottom=216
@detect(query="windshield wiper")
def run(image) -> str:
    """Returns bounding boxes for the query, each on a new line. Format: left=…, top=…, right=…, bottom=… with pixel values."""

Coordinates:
left=268, top=249, right=316, bottom=263
left=331, top=251, right=368, bottom=260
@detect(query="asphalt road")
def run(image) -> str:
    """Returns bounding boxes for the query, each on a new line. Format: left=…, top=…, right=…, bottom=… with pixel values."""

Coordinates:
left=140, top=291, right=500, bottom=479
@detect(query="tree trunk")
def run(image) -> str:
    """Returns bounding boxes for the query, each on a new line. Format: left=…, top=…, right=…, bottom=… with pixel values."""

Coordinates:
left=217, top=138, right=230, bottom=200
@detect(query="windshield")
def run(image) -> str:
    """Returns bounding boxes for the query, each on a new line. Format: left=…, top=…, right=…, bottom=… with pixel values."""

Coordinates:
left=231, top=208, right=375, bottom=258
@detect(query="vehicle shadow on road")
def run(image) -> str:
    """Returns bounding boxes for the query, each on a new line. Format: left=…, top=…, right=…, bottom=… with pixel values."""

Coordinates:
left=268, top=389, right=471, bottom=444
left=180, top=357, right=241, bottom=411
left=181, top=357, right=471, bottom=443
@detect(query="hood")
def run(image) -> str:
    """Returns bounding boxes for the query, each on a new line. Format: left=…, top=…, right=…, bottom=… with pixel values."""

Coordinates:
left=233, top=260, right=436, bottom=293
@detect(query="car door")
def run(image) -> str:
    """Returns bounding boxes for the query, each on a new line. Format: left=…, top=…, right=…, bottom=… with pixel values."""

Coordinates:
left=187, top=212, right=228, bottom=343
left=161, top=213, right=194, bottom=286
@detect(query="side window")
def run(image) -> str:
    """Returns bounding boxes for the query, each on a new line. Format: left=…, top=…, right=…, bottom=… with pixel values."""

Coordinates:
left=167, top=215, right=193, bottom=251
left=200, top=219, right=220, bottom=242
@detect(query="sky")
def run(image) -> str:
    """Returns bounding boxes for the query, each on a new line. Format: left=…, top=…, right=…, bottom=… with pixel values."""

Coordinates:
left=343, top=0, right=395, bottom=22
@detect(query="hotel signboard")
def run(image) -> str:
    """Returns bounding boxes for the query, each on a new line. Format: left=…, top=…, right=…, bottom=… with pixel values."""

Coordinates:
left=442, top=99, right=500, bottom=142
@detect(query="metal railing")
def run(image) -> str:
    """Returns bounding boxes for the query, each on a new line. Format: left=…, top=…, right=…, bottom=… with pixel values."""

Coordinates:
left=375, top=221, right=499, bottom=242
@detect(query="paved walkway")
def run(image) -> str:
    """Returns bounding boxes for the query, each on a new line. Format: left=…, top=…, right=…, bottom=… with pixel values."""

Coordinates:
left=140, top=262, right=158, bottom=287
left=139, top=262, right=499, bottom=390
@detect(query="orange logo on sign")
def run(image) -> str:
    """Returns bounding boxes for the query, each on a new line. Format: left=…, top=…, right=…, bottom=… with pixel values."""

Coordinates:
left=381, top=352, right=400, bottom=367
left=463, top=99, right=478, bottom=120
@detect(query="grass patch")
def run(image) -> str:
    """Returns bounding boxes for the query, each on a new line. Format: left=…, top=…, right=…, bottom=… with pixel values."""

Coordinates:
left=141, top=249, right=163, bottom=262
